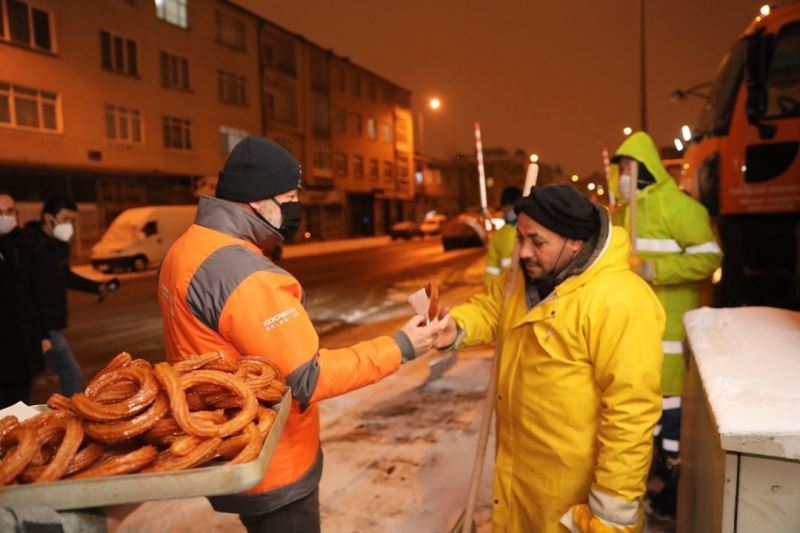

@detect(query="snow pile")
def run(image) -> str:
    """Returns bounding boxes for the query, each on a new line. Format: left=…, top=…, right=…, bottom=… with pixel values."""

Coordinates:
left=683, top=306, right=800, bottom=458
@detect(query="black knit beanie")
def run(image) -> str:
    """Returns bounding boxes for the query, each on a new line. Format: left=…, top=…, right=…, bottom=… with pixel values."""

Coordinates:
left=513, top=184, right=599, bottom=240
left=216, top=137, right=302, bottom=202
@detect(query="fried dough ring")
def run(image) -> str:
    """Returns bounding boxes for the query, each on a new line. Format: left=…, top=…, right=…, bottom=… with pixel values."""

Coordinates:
left=67, top=445, right=158, bottom=480
left=229, top=423, right=262, bottom=465
left=236, top=357, right=282, bottom=388
left=72, top=366, right=159, bottom=422
left=21, top=442, right=104, bottom=482
left=141, top=437, right=221, bottom=473
left=155, top=363, right=257, bottom=437
left=0, top=416, right=19, bottom=439
left=0, top=425, right=37, bottom=485
left=172, top=352, right=222, bottom=374
left=46, top=394, right=75, bottom=413
left=84, top=393, right=169, bottom=443
left=203, top=358, right=239, bottom=373
left=27, top=414, right=83, bottom=483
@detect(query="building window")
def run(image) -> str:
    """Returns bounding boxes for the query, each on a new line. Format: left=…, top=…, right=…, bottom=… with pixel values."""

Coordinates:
left=313, top=144, right=331, bottom=169
left=215, top=11, right=245, bottom=51
left=369, top=158, right=379, bottom=181
left=353, top=156, right=364, bottom=179
left=366, top=118, right=376, bottom=140
left=351, top=71, right=361, bottom=97
left=333, top=152, right=347, bottom=177
left=380, top=123, right=392, bottom=143
left=100, top=30, right=138, bottom=76
left=332, top=66, right=345, bottom=91
left=312, top=93, right=329, bottom=131
left=367, top=80, right=377, bottom=103
left=219, top=125, right=247, bottom=155
left=333, top=107, right=346, bottom=133
left=396, top=155, right=409, bottom=181
left=218, top=71, right=246, bottom=106
left=383, top=161, right=393, bottom=182
left=155, top=0, right=188, bottom=29
left=162, top=115, right=191, bottom=149
left=0, top=0, right=54, bottom=52
left=105, top=104, right=142, bottom=142
left=382, top=85, right=393, bottom=105
left=395, top=119, right=408, bottom=143
left=0, top=81, right=59, bottom=131
left=350, top=113, right=362, bottom=137
left=160, top=51, right=190, bottom=90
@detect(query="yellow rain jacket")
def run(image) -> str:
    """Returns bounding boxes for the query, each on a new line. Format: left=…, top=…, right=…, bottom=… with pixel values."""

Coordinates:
left=614, top=132, right=722, bottom=395
left=451, top=212, right=664, bottom=533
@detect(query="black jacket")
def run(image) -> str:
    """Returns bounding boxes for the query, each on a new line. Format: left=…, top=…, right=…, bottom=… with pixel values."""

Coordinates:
left=23, top=222, right=102, bottom=331
left=0, top=227, right=47, bottom=383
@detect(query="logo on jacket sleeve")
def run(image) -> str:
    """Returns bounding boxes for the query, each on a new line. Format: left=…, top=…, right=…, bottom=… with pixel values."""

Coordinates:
left=262, top=308, right=300, bottom=331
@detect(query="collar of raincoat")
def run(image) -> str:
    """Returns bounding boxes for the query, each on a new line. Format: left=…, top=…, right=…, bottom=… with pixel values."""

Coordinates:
left=194, top=195, right=283, bottom=253
left=613, top=131, right=675, bottom=199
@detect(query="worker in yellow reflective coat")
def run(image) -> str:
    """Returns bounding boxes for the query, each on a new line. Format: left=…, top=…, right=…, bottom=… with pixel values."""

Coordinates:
left=612, top=131, right=722, bottom=517
left=485, top=186, right=523, bottom=286
left=437, top=184, right=665, bottom=532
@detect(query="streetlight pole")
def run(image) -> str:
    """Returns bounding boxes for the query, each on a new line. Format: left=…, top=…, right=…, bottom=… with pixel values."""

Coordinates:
left=417, top=110, right=425, bottom=155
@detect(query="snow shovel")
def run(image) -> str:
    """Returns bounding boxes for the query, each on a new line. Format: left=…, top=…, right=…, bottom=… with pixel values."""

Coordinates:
left=450, top=162, right=539, bottom=533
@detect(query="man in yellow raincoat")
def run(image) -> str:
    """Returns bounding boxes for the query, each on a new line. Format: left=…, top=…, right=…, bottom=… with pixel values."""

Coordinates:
left=437, top=184, right=664, bottom=532
left=612, top=131, right=722, bottom=517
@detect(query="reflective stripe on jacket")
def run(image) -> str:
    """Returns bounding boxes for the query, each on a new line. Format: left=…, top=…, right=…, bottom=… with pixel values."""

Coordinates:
left=157, top=196, right=401, bottom=510
left=614, top=132, right=722, bottom=395
left=452, top=215, right=664, bottom=532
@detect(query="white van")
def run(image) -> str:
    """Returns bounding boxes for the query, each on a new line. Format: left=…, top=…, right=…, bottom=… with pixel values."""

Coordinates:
left=90, top=205, right=196, bottom=272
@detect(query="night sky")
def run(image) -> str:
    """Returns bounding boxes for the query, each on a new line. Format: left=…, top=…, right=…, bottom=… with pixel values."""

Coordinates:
left=236, top=0, right=767, bottom=176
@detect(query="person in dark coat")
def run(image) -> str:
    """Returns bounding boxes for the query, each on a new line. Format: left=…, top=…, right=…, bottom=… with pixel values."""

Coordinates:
left=0, top=191, right=49, bottom=407
left=24, top=196, right=119, bottom=397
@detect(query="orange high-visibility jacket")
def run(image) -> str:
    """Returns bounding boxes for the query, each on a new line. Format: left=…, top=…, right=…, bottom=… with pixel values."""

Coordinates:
left=157, top=196, right=402, bottom=513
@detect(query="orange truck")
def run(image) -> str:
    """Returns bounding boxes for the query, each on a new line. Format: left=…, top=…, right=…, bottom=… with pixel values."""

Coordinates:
left=678, top=2, right=799, bottom=309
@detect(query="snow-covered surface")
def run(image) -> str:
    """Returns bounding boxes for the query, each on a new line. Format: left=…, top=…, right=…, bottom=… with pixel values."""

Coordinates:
left=683, top=306, right=800, bottom=459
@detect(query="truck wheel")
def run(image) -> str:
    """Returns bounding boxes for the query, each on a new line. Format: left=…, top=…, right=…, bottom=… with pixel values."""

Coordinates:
left=131, top=255, right=149, bottom=272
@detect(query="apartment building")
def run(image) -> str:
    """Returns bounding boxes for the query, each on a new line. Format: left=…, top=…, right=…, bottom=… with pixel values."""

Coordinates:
left=259, top=21, right=415, bottom=240
left=0, top=0, right=416, bottom=245
left=0, top=0, right=261, bottom=233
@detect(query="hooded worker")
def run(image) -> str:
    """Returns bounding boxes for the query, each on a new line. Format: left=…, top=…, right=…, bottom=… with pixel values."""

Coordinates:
left=485, top=185, right=523, bottom=285
left=436, top=184, right=665, bottom=532
left=611, top=131, right=722, bottom=517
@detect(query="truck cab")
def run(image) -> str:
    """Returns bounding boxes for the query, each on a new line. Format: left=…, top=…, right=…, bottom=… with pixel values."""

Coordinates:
left=680, top=2, right=800, bottom=308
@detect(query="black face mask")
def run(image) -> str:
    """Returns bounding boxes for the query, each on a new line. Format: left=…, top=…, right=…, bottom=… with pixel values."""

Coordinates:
left=273, top=199, right=302, bottom=241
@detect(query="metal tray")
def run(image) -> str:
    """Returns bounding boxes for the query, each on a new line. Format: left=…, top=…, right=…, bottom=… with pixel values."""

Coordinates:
left=0, top=391, right=291, bottom=510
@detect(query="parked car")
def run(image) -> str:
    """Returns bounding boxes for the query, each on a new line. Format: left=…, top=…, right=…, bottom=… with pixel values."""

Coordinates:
left=441, top=213, right=492, bottom=251
left=90, top=205, right=196, bottom=272
left=390, top=221, right=423, bottom=240
left=419, top=214, right=448, bottom=236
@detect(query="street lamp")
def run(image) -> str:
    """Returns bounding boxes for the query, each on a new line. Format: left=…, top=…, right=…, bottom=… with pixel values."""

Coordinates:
left=623, top=127, right=633, bottom=136
left=760, top=4, right=770, bottom=16
left=674, top=138, right=684, bottom=151
left=681, top=124, right=692, bottom=142
left=417, top=97, right=442, bottom=156
left=587, top=183, right=596, bottom=191
left=529, top=153, right=539, bottom=163
left=570, top=174, right=579, bottom=183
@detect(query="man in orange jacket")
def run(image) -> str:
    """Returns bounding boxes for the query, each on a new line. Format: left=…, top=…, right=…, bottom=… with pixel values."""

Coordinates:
left=157, top=137, right=441, bottom=532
